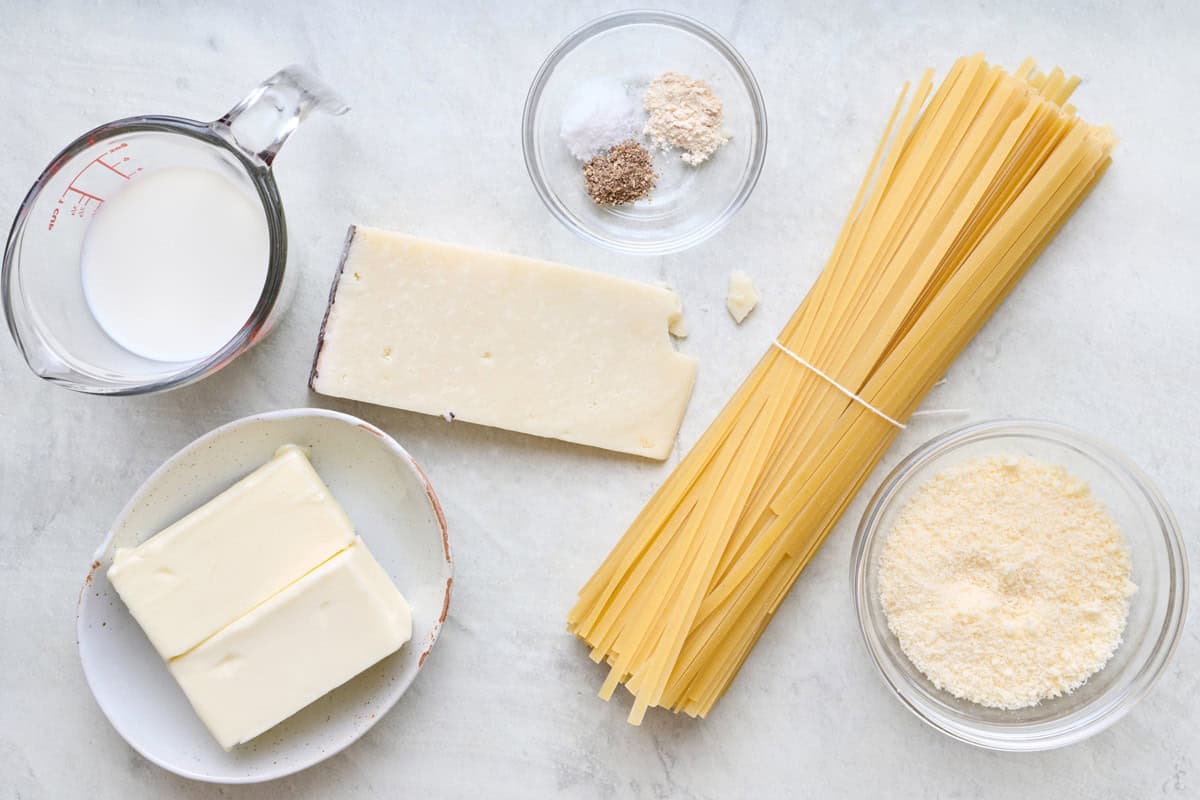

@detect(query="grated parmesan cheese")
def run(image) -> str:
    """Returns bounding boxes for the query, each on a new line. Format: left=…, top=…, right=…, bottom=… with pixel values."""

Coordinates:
left=878, top=456, right=1137, bottom=710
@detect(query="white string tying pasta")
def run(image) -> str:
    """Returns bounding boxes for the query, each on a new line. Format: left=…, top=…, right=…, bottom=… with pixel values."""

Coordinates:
left=771, top=340, right=969, bottom=428
left=770, top=339, right=908, bottom=428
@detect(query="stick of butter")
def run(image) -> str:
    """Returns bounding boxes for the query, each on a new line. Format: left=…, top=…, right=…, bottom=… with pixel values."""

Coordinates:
left=310, top=227, right=698, bottom=460
left=107, top=446, right=356, bottom=659
left=168, top=538, right=411, bottom=750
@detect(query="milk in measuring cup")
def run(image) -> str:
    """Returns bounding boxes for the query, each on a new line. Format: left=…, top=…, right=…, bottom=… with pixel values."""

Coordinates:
left=80, top=166, right=269, bottom=363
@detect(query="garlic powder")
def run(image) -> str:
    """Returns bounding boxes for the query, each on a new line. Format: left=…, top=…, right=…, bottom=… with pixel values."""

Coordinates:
left=643, top=71, right=731, bottom=166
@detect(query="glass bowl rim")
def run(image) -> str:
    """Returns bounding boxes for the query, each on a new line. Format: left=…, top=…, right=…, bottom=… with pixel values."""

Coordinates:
left=850, top=418, right=1189, bottom=751
left=520, top=9, right=768, bottom=256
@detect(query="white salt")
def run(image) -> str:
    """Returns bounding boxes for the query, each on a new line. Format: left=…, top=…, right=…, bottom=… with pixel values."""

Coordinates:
left=559, top=78, right=644, bottom=161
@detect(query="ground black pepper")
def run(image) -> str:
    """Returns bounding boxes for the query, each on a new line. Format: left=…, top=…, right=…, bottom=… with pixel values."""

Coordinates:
left=582, top=139, right=657, bottom=205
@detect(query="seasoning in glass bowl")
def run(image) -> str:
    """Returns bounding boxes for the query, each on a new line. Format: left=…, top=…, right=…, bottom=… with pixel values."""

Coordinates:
left=643, top=71, right=731, bottom=165
left=582, top=139, right=657, bottom=206
left=559, top=77, right=644, bottom=161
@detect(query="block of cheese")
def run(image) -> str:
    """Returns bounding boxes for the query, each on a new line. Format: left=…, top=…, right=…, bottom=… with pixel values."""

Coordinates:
left=107, top=446, right=356, bottom=659
left=168, top=538, right=412, bottom=750
left=310, top=227, right=698, bottom=460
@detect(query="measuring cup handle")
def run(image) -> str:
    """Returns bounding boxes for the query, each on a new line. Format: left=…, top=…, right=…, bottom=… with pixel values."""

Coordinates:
left=214, top=66, right=349, bottom=167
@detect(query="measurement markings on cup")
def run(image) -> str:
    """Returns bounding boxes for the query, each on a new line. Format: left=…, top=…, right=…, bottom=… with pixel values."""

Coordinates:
left=49, top=141, right=143, bottom=231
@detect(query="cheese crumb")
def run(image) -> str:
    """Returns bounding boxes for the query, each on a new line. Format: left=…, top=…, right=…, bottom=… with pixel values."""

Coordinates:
left=878, top=456, right=1136, bottom=710
left=656, top=281, right=689, bottom=338
left=726, top=270, right=759, bottom=323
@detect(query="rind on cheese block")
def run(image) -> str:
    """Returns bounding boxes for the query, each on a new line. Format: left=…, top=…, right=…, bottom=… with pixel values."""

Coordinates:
left=107, top=446, right=356, bottom=660
left=310, top=226, right=698, bottom=460
left=168, top=537, right=412, bottom=750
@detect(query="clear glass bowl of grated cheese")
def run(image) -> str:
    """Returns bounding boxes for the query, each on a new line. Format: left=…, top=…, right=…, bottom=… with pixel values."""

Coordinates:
left=522, top=10, right=767, bottom=255
left=852, top=420, right=1188, bottom=751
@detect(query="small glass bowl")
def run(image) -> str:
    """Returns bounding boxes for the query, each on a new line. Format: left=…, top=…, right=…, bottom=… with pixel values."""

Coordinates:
left=522, top=10, right=767, bottom=255
left=851, top=420, right=1188, bottom=751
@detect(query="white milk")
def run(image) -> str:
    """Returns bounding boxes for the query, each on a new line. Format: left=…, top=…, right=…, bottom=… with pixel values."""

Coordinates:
left=81, top=166, right=270, bottom=363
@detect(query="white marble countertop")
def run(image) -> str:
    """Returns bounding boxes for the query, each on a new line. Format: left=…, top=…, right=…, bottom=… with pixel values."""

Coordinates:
left=2, top=1, right=1197, bottom=797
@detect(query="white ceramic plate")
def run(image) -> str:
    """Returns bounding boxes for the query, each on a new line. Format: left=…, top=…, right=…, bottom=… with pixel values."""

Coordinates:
left=77, top=408, right=452, bottom=783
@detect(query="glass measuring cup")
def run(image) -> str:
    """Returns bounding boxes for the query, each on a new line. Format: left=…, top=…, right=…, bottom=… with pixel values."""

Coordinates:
left=2, top=66, right=348, bottom=394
